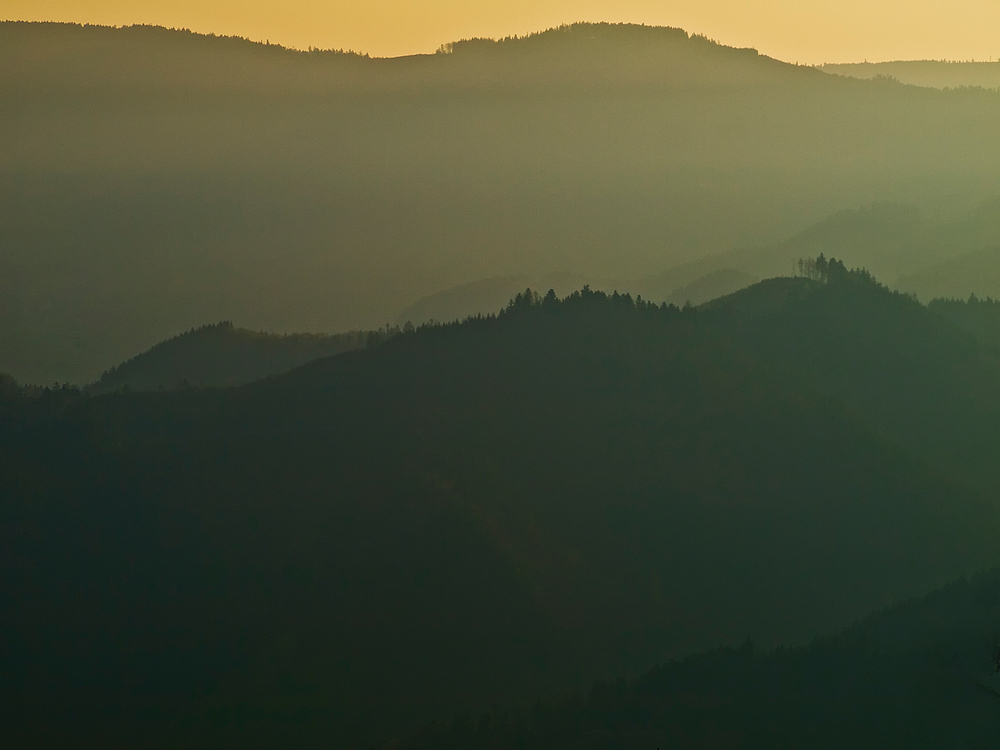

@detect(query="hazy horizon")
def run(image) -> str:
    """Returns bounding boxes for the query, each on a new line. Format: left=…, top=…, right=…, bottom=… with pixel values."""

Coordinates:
left=6, top=0, right=1000, bottom=64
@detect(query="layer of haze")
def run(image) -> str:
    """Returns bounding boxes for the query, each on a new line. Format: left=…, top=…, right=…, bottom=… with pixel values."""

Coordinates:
left=7, top=0, right=1000, bottom=63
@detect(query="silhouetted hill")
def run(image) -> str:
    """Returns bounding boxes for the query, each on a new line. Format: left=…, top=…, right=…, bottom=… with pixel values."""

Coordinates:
left=387, top=569, right=1000, bottom=748
left=5, top=267, right=1000, bottom=747
left=4, top=21, right=1000, bottom=383
left=394, top=268, right=757, bottom=328
left=823, top=60, right=1000, bottom=90
left=89, top=322, right=367, bottom=392
left=640, top=203, right=927, bottom=298
left=645, top=198, right=1000, bottom=302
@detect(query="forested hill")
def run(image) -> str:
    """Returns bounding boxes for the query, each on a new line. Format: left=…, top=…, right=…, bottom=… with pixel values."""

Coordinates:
left=388, top=569, right=1000, bottom=748
left=90, top=322, right=368, bottom=392
left=5, top=266, right=1000, bottom=748
left=0, top=21, right=801, bottom=92
left=4, top=21, right=1000, bottom=384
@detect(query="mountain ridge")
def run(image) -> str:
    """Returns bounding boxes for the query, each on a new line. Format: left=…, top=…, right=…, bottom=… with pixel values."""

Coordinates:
left=5, top=20, right=1000, bottom=384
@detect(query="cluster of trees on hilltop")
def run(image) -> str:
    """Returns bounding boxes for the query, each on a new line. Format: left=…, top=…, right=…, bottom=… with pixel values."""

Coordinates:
left=439, top=23, right=694, bottom=55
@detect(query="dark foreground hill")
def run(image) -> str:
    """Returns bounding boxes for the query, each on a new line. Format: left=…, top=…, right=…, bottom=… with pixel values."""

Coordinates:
left=388, top=570, right=1000, bottom=749
left=4, top=21, right=1000, bottom=383
left=4, top=268, right=1000, bottom=748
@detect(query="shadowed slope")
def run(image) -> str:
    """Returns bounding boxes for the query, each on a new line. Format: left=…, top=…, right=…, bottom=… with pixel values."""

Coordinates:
left=387, top=569, right=1000, bottom=749
left=4, top=273, right=1000, bottom=747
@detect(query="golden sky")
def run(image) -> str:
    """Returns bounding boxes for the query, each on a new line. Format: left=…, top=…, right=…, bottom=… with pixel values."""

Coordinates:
left=5, top=0, right=1000, bottom=63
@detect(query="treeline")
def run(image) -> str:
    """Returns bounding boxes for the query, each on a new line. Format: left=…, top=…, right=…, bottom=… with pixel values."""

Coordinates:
left=439, top=23, right=695, bottom=55
left=0, top=21, right=367, bottom=58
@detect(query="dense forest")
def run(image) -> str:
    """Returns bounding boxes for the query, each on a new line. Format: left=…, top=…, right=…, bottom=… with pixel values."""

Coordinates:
left=5, top=265, right=1000, bottom=747
left=387, top=570, right=1000, bottom=748
left=3, top=21, right=1000, bottom=383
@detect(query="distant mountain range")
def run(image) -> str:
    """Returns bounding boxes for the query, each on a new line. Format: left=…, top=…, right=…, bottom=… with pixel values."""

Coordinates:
left=79, top=231, right=1000, bottom=394
left=3, top=21, right=1000, bottom=384
left=390, top=198, right=1000, bottom=329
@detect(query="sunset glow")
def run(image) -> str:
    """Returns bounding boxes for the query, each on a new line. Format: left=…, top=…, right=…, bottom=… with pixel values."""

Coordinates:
left=6, top=0, right=1000, bottom=63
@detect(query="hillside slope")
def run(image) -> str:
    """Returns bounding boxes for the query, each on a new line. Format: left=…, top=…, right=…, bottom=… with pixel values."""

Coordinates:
left=5, top=271, right=1000, bottom=747
left=89, top=322, right=367, bottom=392
left=388, top=570, right=1000, bottom=749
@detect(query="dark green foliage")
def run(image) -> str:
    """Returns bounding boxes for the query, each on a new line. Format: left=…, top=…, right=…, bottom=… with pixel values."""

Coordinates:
left=738, top=271, right=1000, bottom=487
left=386, top=572, right=1000, bottom=749
left=5, top=271, right=1000, bottom=747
